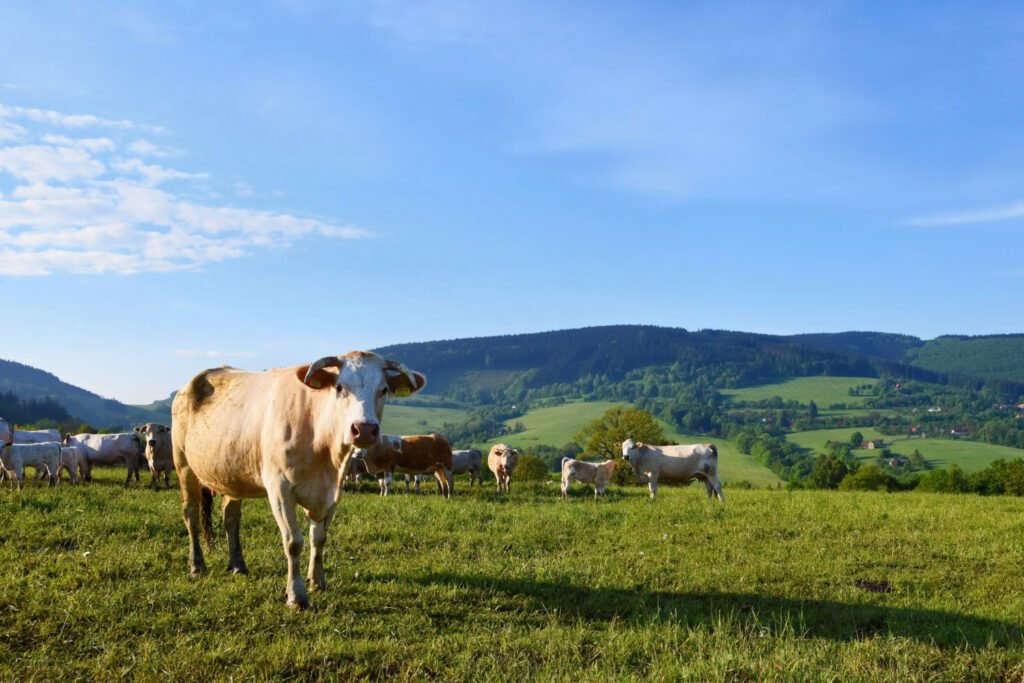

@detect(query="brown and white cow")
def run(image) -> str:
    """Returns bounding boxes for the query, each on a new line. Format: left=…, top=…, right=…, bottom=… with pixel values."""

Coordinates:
left=354, top=433, right=453, bottom=498
left=561, top=457, right=616, bottom=499
left=618, top=438, right=723, bottom=501
left=65, top=432, right=144, bottom=485
left=135, top=423, right=174, bottom=490
left=172, top=351, right=425, bottom=609
left=487, top=444, right=519, bottom=494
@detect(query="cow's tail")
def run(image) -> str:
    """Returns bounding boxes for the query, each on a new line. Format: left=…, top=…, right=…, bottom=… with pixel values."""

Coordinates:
left=200, top=486, right=215, bottom=546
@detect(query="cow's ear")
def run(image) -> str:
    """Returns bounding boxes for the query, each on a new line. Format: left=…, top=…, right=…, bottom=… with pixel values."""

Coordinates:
left=133, top=426, right=141, bottom=433
left=636, top=442, right=644, bottom=449
left=614, top=442, right=621, bottom=450
left=386, top=369, right=427, bottom=397
left=296, top=365, right=337, bottom=390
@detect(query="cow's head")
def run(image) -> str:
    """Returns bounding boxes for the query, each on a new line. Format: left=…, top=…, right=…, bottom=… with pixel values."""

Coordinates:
left=492, top=444, right=520, bottom=471
left=618, top=439, right=642, bottom=462
left=135, top=423, right=170, bottom=461
left=300, top=351, right=426, bottom=448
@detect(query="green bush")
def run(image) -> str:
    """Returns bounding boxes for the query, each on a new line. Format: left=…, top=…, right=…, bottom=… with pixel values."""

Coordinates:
left=839, top=464, right=895, bottom=492
left=515, top=454, right=551, bottom=482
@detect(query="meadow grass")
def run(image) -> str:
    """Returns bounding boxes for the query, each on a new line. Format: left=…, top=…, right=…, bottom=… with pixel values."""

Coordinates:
left=380, top=404, right=470, bottom=437
left=721, top=376, right=877, bottom=407
left=2, top=468, right=1023, bottom=681
left=789, top=427, right=1024, bottom=473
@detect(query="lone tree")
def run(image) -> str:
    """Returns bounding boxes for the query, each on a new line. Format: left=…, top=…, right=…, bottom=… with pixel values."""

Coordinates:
left=573, top=405, right=666, bottom=460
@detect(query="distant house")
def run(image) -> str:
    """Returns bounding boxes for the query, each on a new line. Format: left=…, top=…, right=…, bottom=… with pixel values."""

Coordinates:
left=950, top=428, right=970, bottom=436
left=863, top=439, right=885, bottom=449
left=927, top=407, right=942, bottom=413
left=888, top=457, right=908, bottom=468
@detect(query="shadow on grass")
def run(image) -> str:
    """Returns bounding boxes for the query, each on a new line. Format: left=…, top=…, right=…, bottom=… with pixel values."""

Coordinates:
left=389, top=571, right=1021, bottom=649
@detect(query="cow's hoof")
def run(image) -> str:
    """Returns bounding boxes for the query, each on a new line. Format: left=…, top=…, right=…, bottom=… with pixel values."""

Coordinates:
left=189, top=564, right=207, bottom=577
left=287, top=597, right=310, bottom=611
left=306, top=577, right=327, bottom=592
left=228, top=564, right=248, bottom=576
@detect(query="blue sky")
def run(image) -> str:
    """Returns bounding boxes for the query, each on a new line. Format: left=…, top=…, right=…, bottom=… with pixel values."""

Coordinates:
left=1, top=1, right=1022, bottom=403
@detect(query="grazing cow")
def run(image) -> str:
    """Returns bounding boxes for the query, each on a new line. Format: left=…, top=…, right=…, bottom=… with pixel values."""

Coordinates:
left=172, top=351, right=426, bottom=609
left=1, top=440, right=60, bottom=488
left=0, top=418, right=11, bottom=443
left=618, top=438, right=723, bottom=501
left=135, top=423, right=174, bottom=490
left=487, top=444, right=519, bottom=494
left=561, top=457, right=616, bottom=499
left=65, top=432, right=144, bottom=485
left=356, top=434, right=453, bottom=498
left=14, top=427, right=61, bottom=444
left=343, top=455, right=369, bottom=489
left=451, top=448, right=483, bottom=491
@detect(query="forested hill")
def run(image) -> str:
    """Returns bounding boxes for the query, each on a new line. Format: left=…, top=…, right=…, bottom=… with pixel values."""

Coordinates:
left=906, top=335, right=1024, bottom=383
left=374, top=325, right=1024, bottom=403
left=0, top=358, right=167, bottom=428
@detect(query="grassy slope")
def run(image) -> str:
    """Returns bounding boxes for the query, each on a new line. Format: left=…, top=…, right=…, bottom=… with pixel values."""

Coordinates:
left=1, top=470, right=1023, bottom=680
left=789, top=427, right=1024, bottom=472
left=721, top=376, right=877, bottom=406
left=380, top=404, right=469, bottom=437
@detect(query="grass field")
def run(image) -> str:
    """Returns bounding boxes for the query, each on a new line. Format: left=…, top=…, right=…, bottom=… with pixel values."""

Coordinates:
left=491, top=401, right=781, bottom=487
left=789, top=428, right=1024, bottom=473
left=380, top=403, right=470, bottom=436
left=722, top=376, right=877, bottom=407
left=2, top=469, right=1023, bottom=680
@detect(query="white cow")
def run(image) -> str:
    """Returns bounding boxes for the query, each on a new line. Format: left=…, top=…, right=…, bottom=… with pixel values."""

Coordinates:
left=14, top=427, right=61, bottom=444
left=33, top=445, right=83, bottom=484
left=0, top=418, right=11, bottom=443
left=65, top=432, right=143, bottom=485
left=487, top=444, right=519, bottom=494
left=1, top=440, right=61, bottom=488
left=451, top=448, right=483, bottom=490
left=561, top=457, right=617, bottom=499
left=619, top=438, right=723, bottom=501
left=135, top=423, right=174, bottom=490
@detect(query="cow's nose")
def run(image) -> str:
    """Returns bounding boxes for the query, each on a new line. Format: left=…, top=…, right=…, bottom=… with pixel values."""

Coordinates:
left=350, top=422, right=379, bottom=444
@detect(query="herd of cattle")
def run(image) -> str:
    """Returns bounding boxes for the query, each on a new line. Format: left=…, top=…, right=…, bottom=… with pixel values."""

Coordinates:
left=1, top=350, right=723, bottom=609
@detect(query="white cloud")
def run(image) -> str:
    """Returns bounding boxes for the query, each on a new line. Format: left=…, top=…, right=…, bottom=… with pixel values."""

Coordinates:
left=902, top=201, right=1024, bottom=227
left=127, top=138, right=175, bottom=157
left=0, top=103, right=371, bottom=275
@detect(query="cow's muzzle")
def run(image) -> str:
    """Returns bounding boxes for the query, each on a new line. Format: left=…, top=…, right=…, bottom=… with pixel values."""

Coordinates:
left=350, top=422, right=380, bottom=447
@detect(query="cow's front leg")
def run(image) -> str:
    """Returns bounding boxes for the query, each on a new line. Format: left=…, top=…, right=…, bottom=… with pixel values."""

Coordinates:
left=223, top=496, right=248, bottom=575
left=647, top=474, right=658, bottom=500
left=306, top=504, right=336, bottom=592
left=263, top=475, right=307, bottom=609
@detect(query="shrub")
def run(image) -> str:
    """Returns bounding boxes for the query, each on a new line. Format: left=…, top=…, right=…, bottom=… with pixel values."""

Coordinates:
left=839, top=465, right=895, bottom=492
left=515, top=454, right=551, bottom=482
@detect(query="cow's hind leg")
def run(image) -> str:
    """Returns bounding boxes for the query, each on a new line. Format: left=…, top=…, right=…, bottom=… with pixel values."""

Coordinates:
left=264, top=475, right=308, bottom=609
left=178, top=464, right=208, bottom=576
left=306, top=504, right=336, bottom=592
left=223, top=496, right=248, bottom=575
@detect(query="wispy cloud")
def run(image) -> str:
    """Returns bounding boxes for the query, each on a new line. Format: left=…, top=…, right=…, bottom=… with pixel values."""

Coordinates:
left=902, top=201, right=1024, bottom=227
left=0, top=104, right=370, bottom=275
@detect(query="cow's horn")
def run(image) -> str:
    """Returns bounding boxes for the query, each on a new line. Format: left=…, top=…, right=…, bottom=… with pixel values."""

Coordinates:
left=384, top=359, right=416, bottom=385
left=304, top=356, right=344, bottom=385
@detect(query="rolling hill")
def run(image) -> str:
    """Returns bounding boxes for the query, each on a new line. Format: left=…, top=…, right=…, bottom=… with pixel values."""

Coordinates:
left=0, top=358, right=168, bottom=428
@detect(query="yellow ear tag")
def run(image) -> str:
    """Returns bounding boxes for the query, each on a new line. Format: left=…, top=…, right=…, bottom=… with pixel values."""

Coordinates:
left=395, top=386, right=411, bottom=397
left=309, top=379, right=322, bottom=389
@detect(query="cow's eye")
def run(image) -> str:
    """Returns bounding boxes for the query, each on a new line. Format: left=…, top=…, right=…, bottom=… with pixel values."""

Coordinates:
left=336, top=386, right=349, bottom=398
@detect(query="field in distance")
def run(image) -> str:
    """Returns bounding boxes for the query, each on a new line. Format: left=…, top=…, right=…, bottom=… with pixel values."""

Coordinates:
left=789, top=427, right=1024, bottom=473
left=1, top=468, right=1021, bottom=680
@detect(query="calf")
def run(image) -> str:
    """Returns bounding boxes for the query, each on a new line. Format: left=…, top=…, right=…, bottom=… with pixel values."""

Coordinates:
left=487, top=444, right=519, bottom=494
left=619, top=438, right=723, bottom=501
left=1, top=440, right=60, bottom=488
left=135, top=423, right=174, bottom=490
left=33, top=445, right=83, bottom=484
left=356, top=434, right=453, bottom=498
left=561, top=457, right=616, bottom=499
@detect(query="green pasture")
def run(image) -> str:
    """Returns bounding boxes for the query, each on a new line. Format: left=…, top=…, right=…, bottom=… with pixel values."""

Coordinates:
left=2, top=469, right=1023, bottom=680
left=722, top=376, right=877, bottom=407
left=490, top=400, right=780, bottom=487
left=789, top=427, right=1024, bottom=473
left=380, top=403, right=469, bottom=437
